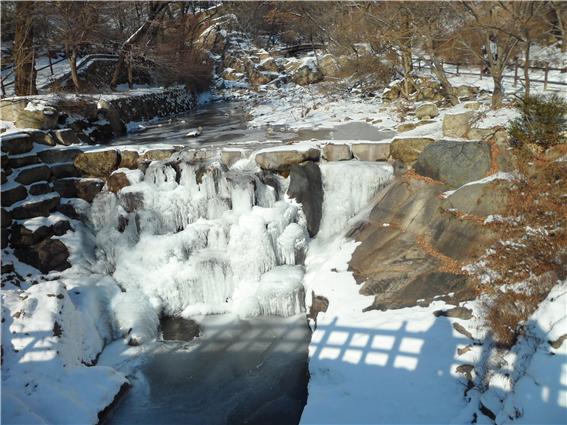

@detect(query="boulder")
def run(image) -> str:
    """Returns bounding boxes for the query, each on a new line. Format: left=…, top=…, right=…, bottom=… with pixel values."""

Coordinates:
left=8, top=153, right=40, bottom=169
left=1, top=208, right=11, bottom=228
left=49, top=163, right=81, bottom=179
left=255, top=147, right=320, bottom=171
left=1, top=185, right=28, bottom=207
left=74, top=150, right=119, bottom=177
left=464, top=101, right=481, bottom=110
left=14, top=238, right=70, bottom=273
left=10, top=220, right=70, bottom=247
left=85, top=121, right=114, bottom=143
left=37, top=147, right=82, bottom=164
left=16, top=103, right=58, bottom=130
left=221, top=149, right=247, bottom=168
left=256, top=58, right=280, bottom=73
left=53, top=178, right=104, bottom=202
left=322, top=144, right=352, bottom=161
left=97, top=100, right=126, bottom=137
left=414, top=140, right=492, bottom=187
left=351, top=142, right=390, bottom=161
left=1, top=132, right=34, bottom=155
left=10, top=194, right=60, bottom=220
left=318, top=54, right=340, bottom=77
left=119, top=190, right=144, bottom=213
left=291, top=62, right=323, bottom=86
left=248, top=69, right=273, bottom=86
left=415, top=102, right=438, bottom=120
left=390, top=137, right=435, bottom=164
left=455, top=85, right=479, bottom=98
left=119, top=150, right=140, bottom=169
left=443, top=111, right=477, bottom=139
left=15, top=164, right=51, bottom=185
left=53, top=129, right=80, bottom=146
left=222, top=68, right=243, bottom=81
left=108, top=172, right=131, bottom=193
left=27, top=130, right=55, bottom=146
left=28, top=182, right=52, bottom=196
left=142, top=149, right=175, bottom=162
left=287, top=161, right=323, bottom=237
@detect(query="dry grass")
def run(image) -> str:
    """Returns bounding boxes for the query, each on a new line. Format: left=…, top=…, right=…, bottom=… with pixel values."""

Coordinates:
left=476, top=147, right=567, bottom=348
left=416, top=234, right=466, bottom=275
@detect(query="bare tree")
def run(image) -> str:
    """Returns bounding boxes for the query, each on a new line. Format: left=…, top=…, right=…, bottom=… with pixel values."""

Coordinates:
left=549, top=2, right=567, bottom=52
left=459, top=2, right=520, bottom=108
left=110, top=1, right=169, bottom=89
left=14, top=1, right=37, bottom=96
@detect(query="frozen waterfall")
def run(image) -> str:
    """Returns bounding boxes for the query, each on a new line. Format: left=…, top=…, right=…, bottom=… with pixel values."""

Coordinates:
left=89, top=154, right=393, bottom=334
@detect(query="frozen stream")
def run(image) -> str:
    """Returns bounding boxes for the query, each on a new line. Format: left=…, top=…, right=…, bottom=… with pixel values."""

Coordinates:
left=89, top=100, right=394, bottom=425
left=106, top=314, right=310, bottom=425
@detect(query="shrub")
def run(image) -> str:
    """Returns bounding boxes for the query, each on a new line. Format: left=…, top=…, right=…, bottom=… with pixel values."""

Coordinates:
left=486, top=291, right=541, bottom=348
left=509, top=94, right=567, bottom=149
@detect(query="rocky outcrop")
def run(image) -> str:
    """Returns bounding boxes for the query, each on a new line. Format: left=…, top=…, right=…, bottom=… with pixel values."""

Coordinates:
left=255, top=147, right=320, bottom=172
left=349, top=177, right=494, bottom=311
left=287, top=162, right=323, bottom=237
left=414, top=140, right=492, bottom=187
left=389, top=137, right=435, bottom=164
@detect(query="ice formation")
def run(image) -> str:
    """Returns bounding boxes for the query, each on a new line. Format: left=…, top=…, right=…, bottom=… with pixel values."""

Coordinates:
left=318, top=161, right=393, bottom=238
left=90, top=159, right=309, bottom=319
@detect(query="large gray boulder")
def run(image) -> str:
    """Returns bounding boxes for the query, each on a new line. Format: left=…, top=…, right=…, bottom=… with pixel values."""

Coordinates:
left=255, top=147, right=320, bottom=171
left=414, top=140, right=492, bottom=187
left=442, top=110, right=476, bottom=138
left=287, top=161, right=322, bottom=237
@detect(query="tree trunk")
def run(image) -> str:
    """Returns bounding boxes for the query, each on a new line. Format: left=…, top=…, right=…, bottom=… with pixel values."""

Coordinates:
left=14, top=2, right=37, bottom=96
left=551, top=2, right=566, bottom=52
left=492, top=72, right=504, bottom=108
left=523, top=42, right=530, bottom=98
left=110, top=2, right=169, bottom=89
left=68, top=48, right=81, bottom=91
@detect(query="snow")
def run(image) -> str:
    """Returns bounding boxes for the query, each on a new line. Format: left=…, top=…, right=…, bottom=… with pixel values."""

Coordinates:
left=90, top=160, right=310, bottom=319
left=442, top=171, right=517, bottom=199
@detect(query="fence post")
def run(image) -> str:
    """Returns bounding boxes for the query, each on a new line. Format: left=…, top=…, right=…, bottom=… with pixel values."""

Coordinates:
left=456, top=63, right=459, bottom=75
left=514, top=60, right=518, bottom=87
left=48, top=51, right=54, bottom=75
left=544, top=63, right=549, bottom=90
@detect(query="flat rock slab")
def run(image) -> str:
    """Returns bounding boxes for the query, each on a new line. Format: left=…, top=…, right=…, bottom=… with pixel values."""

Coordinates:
left=322, top=144, right=352, bottom=161
left=351, top=142, right=390, bottom=161
left=9, top=194, right=60, bottom=220
left=255, top=146, right=320, bottom=171
left=15, top=164, right=51, bottom=185
left=443, top=110, right=476, bottom=139
left=1, top=132, right=34, bottom=155
left=38, top=148, right=83, bottom=164
left=414, top=140, right=492, bottom=188
left=2, top=185, right=28, bottom=207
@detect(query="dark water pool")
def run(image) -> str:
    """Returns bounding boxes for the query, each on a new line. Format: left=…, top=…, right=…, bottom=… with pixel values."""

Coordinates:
left=106, top=314, right=311, bottom=425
